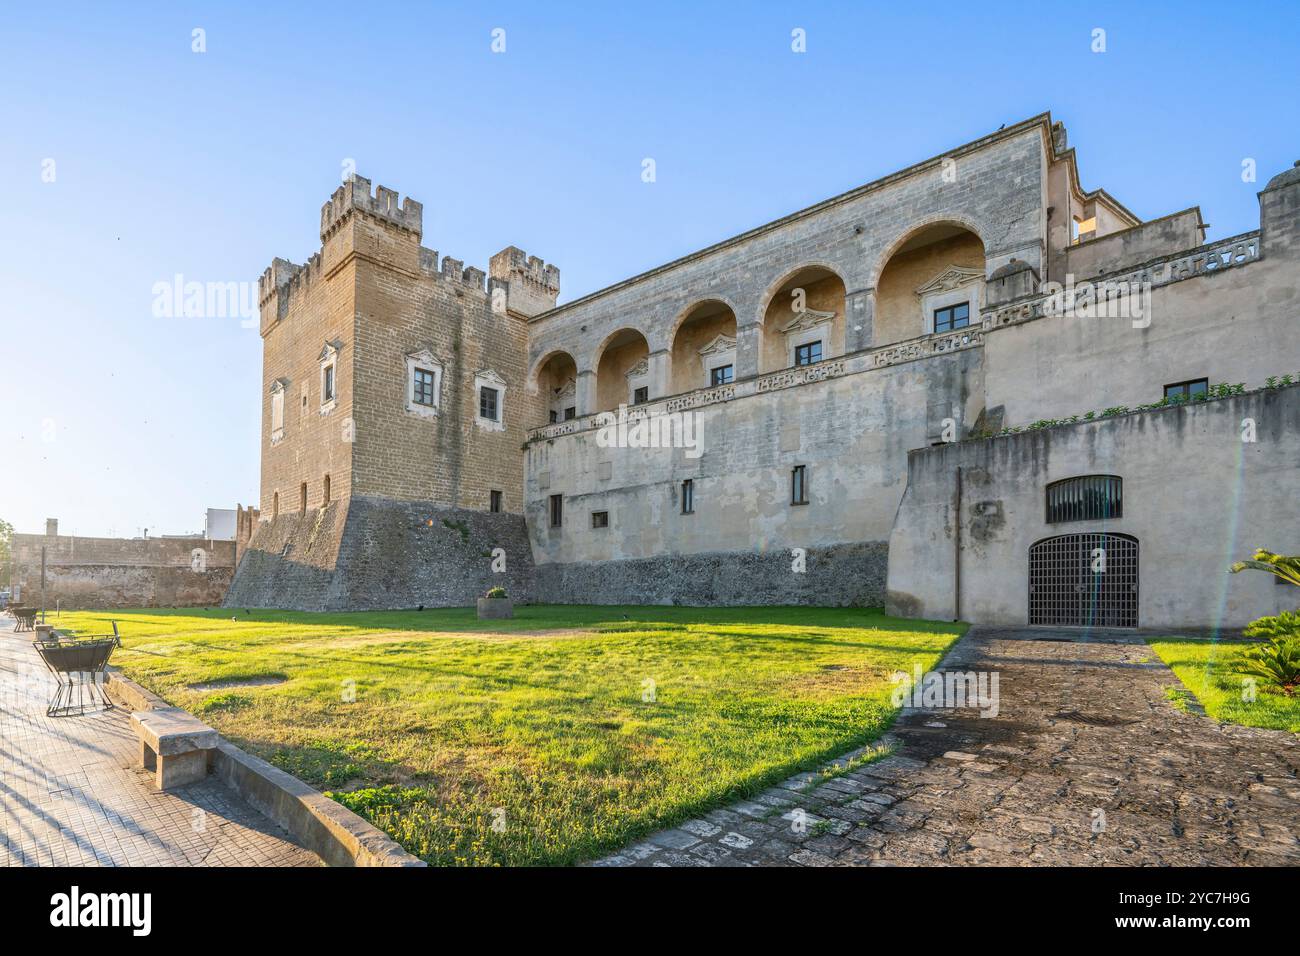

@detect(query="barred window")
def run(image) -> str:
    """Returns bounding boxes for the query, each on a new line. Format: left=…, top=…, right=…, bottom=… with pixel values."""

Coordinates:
left=1046, top=475, right=1122, bottom=524
left=591, top=510, right=608, bottom=529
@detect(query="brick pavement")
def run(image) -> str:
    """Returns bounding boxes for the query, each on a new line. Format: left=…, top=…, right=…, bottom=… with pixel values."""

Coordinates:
left=0, top=621, right=320, bottom=867
left=596, top=627, right=1300, bottom=866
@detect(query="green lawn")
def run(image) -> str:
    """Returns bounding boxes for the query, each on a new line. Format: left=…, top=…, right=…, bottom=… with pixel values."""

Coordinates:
left=1147, top=637, right=1300, bottom=733
left=55, top=605, right=964, bottom=865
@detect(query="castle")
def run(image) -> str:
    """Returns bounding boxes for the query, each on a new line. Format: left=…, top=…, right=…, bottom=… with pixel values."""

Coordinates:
left=225, top=113, right=1300, bottom=629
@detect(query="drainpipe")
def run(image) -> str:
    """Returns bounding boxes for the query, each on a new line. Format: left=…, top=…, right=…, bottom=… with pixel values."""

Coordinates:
left=954, top=466, right=963, bottom=622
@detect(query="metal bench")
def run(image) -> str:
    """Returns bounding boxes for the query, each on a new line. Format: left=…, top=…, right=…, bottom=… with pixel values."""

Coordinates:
left=131, top=708, right=219, bottom=790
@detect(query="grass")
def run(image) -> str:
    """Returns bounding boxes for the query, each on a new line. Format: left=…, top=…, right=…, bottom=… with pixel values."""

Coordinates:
left=55, top=605, right=964, bottom=865
left=1147, top=636, right=1300, bottom=733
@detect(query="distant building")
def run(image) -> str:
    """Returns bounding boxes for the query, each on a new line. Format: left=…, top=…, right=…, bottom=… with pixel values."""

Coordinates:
left=204, top=508, right=237, bottom=541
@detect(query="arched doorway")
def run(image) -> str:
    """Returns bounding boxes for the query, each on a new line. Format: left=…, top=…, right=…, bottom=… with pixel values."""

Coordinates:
left=1028, top=532, right=1138, bottom=628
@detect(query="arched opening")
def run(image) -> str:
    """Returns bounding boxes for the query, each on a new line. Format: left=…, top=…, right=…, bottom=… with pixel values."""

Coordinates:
left=758, top=266, right=847, bottom=374
left=1029, top=532, right=1138, bottom=628
left=533, top=350, right=578, bottom=427
left=669, top=300, right=737, bottom=394
left=594, top=328, right=650, bottom=412
left=875, top=222, right=985, bottom=347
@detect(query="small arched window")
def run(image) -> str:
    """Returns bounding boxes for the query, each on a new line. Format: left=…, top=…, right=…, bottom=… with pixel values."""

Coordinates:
left=1046, top=475, right=1122, bottom=524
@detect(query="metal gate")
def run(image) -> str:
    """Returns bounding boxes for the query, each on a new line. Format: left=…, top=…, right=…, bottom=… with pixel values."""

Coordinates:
left=1028, top=533, right=1138, bottom=628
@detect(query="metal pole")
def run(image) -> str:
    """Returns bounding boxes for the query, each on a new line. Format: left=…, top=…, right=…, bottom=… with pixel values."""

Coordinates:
left=953, top=466, right=963, bottom=623
left=40, top=545, right=47, bottom=623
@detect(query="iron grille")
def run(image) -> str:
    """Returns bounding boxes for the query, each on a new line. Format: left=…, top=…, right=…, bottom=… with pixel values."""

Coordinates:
left=1028, top=532, right=1138, bottom=628
left=1046, top=475, right=1122, bottom=524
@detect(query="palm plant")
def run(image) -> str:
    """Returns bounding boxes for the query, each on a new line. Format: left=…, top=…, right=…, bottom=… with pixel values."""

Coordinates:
left=1229, top=549, right=1300, bottom=587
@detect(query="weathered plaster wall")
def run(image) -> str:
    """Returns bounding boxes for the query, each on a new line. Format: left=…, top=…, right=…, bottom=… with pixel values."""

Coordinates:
left=887, top=385, right=1300, bottom=628
left=1062, top=208, right=1204, bottom=281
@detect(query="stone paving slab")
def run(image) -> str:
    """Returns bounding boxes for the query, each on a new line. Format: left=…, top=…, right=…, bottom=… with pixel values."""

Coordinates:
left=0, top=622, right=321, bottom=867
left=595, top=627, right=1300, bottom=867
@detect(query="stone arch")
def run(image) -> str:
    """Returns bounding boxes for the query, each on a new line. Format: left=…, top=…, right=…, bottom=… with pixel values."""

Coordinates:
left=529, top=348, right=579, bottom=426
left=668, top=299, right=739, bottom=394
left=593, top=327, right=651, bottom=412
left=872, top=219, right=986, bottom=347
left=756, top=264, right=849, bottom=374
left=868, top=215, right=986, bottom=291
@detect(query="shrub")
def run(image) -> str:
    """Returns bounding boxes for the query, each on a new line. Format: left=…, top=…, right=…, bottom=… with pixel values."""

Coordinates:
left=1238, top=634, right=1300, bottom=696
left=1244, top=610, right=1300, bottom=642
left=485, top=586, right=507, bottom=599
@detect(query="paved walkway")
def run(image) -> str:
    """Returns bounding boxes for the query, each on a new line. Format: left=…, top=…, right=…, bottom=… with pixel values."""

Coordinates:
left=0, top=622, right=320, bottom=867
left=598, top=627, right=1300, bottom=866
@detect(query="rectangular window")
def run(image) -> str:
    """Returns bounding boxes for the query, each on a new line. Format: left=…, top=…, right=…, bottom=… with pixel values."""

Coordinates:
left=710, top=365, right=734, bottom=386
left=489, top=490, right=502, bottom=513
left=323, top=474, right=331, bottom=505
left=632, top=386, right=649, bottom=405
left=933, top=303, right=970, bottom=333
left=549, top=494, right=563, bottom=528
left=322, top=363, right=336, bottom=402
left=300, top=482, right=308, bottom=513
left=791, top=465, right=808, bottom=505
left=549, top=410, right=558, bottom=424
left=794, top=341, right=822, bottom=367
left=413, top=368, right=436, bottom=407
left=681, top=479, right=694, bottom=514
left=1164, top=378, right=1208, bottom=401
left=564, top=406, right=576, bottom=420
left=591, top=510, right=609, bottom=529
left=479, top=386, right=500, bottom=421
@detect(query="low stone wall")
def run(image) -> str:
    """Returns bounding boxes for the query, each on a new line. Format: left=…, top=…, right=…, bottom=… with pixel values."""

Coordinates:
left=225, top=496, right=536, bottom=611
left=535, top=541, right=888, bottom=606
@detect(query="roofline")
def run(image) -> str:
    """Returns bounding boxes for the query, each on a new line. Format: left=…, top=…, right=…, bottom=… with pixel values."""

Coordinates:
left=530, top=112, right=1058, bottom=323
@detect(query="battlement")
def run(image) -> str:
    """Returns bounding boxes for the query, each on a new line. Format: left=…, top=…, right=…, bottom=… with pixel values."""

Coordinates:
left=418, top=246, right=490, bottom=294
left=320, top=174, right=423, bottom=242
left=490, top=246, right=560, bottom=293
left=489, top=246, right=561, bottom=316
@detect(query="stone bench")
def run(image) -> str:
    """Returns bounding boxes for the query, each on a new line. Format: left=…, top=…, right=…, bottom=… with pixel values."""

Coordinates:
left=130, top=708, right=219, bottom=790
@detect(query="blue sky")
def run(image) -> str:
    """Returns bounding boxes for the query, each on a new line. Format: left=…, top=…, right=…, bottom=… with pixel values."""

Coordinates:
left=1, top=1, right=1296, bottom=538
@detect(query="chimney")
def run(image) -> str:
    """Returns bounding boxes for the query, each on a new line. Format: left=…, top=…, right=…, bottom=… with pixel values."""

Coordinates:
left=45, top=518, right=58, bottom=537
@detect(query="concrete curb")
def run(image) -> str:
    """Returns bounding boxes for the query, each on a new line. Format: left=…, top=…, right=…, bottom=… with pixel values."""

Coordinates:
left=104, top=667, right=426, bottom=868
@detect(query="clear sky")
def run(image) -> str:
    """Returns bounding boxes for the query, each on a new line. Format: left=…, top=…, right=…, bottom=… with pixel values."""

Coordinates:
left=1, top=1, right=1296, bottom=538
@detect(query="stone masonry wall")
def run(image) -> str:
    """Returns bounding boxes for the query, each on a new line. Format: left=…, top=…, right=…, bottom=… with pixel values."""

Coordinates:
left=225, top=497, right=534, bottom=611
left=535, top=542, right=887, bottom=607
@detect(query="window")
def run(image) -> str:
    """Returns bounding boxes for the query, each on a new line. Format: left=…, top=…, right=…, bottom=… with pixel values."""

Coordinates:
left=323, top=474, right=331, bottom=505
left=300, top=482, right=308, bottom=513
left=490, top=490, right=502, bottom=513
left=479, top=386, right=500, bottom=422
left=681, top=479, right=694, bottom=514
left=633, top=386, right=649, bottom=405
left=794, top=341, right=822, bottom=367
left=791, top=465, right=808, bottom=505
left=933, top=303, right=970, bottom=333
left=319, top=341, right=340, bottom=412
left=564, top=406, right=576, bottom=420
left=710, top=365, right=734, bottom=386
left=549, top=410, right=558, bottom=424
left=272, top=492, right=279, bottom=519
left=413, top=368, right=436, bottom=407
left=549, top=494, right=563, bottom=528
left=1164, top=378, right=1208, bottom=401
left=270, top=380, right=286, bottom=442
left=1046, top=475, right=1122, bottom=524
left=591, top=510, right=609, bottom=529
left=474, top=369, right=508, bottom=430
